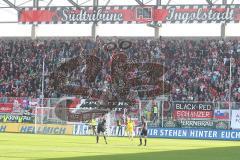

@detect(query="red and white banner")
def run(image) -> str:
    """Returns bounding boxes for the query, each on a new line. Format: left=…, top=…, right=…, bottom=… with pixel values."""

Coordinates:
left=0, top=103, right=13, bottom=113
left=18, top=5, right=240, bottom=24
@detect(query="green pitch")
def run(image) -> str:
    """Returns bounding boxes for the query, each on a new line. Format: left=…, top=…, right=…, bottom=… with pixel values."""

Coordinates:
left=0, top=133, right=240, bottom=160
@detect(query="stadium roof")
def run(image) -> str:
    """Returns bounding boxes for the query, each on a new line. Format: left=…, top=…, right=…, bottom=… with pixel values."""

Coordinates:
left=0, top=0, right=240, bottom=37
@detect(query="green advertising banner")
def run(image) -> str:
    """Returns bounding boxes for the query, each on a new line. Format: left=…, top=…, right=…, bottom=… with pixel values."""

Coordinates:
left=163, top=120, right=229, bottom=129
left=0, top=114, right=34, bottom=123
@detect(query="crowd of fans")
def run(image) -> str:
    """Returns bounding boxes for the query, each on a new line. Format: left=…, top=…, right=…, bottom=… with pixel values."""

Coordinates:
left=0, top=37, right=239, bottom=102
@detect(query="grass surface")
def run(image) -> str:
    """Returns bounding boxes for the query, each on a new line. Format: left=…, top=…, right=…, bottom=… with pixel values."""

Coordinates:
left=0, top=133, right=240, bottom=160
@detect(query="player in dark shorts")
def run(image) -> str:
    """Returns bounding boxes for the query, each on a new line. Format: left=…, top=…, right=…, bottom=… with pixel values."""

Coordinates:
left=96, top=116, right=108, bottom=144
left=139, top=116, right=147, bottom=146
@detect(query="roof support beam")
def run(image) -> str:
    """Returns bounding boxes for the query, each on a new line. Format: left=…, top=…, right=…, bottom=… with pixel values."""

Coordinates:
left=2, top=0, right=20, bottom=12
left=47, top=0, right=54, bottom=6
left=135, top=0, right=144, bottom=6
left=206, top=0, right=213, bottom=5
left=33, top=0, right=39, bottom=8
left=67, top=0, right=81, bottom=9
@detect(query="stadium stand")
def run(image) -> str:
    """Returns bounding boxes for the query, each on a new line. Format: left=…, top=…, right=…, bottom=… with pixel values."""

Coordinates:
left=0, top=38, right=239, bottom=102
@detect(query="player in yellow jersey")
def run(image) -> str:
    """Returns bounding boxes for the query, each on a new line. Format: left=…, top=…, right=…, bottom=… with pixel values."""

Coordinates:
left=126, top=117, right=134, bottom=141
left=90, top=118, right=97, bottom=135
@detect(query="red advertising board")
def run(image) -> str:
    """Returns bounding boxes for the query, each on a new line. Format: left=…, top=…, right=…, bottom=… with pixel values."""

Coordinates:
left=18, top=5, right=240, bottom=24
left=0, top=103, right=13, bottom=113
left=174, top=110, right=213, bottom=119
